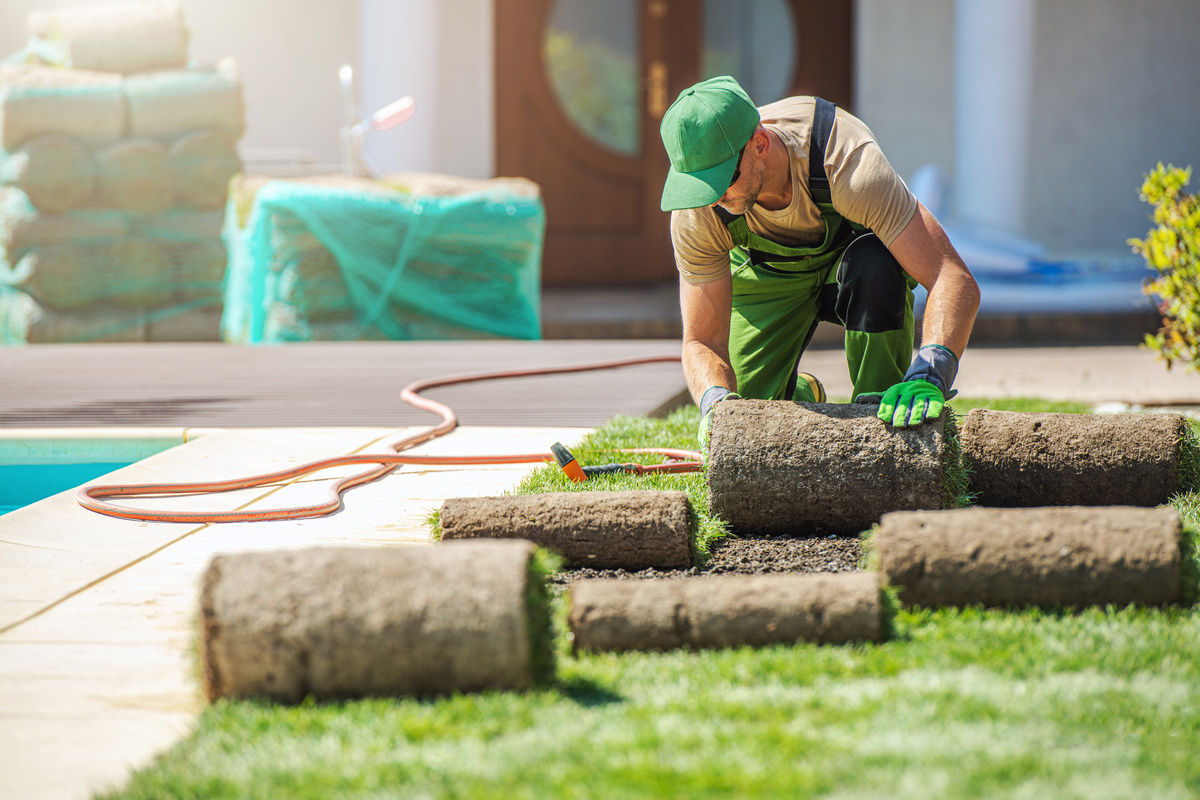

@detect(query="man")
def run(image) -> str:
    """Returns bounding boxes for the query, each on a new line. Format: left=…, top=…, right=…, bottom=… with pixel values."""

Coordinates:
left=660, top=76, right=979, bottom=439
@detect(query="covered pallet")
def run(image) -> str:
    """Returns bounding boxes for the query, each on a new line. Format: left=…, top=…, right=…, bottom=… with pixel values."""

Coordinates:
left=221, top=173, right=544, bottom=343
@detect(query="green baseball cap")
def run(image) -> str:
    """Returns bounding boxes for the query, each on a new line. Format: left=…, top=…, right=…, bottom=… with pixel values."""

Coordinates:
left=659, top=76, right=760, bottom=211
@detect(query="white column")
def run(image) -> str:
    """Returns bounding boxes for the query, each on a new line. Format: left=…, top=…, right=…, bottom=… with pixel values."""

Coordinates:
left=358, top=0, right=439, bottom=174
left=953, top=0, right=1034, bottom=236
left=435, top=0, right=495, bottom=179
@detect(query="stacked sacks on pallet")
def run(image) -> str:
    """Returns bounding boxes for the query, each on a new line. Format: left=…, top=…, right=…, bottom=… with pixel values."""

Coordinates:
left=222, top=172, right=544, bottom=343
left=27, top=0, right=190, bottom=75
left=0, top=0, right=243, bottom=344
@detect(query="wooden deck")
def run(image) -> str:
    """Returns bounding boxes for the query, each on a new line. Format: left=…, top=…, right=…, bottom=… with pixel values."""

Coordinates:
left=0, top=340, right=691, bottom=428
left=5, top=340, right=1200, bottom=430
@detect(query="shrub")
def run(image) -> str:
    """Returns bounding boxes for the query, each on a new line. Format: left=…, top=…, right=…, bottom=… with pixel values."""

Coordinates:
left=1130, top=163, right=1200, bottom=371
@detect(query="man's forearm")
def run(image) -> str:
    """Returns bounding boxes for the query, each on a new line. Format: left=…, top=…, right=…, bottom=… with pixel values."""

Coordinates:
left=682, top=338, right=738, bottom=406
left=919, top=266, right=979, bottom=359
left=679, top=275, right=738, bottom=405
left=888, top=202, right=980, bottom=360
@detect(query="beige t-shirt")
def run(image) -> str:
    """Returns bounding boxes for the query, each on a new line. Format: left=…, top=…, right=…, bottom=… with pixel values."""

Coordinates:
left=671, top=96, right=917, bottom=284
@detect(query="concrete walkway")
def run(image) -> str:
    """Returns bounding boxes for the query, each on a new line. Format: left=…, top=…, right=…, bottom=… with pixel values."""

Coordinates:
left=806, top=344, right=1200, bottom=407
left=0, top=425, right=589, bottom=800
left=1, top=342, right=1199, bottom=799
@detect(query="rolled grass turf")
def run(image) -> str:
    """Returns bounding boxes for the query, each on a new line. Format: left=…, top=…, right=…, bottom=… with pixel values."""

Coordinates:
left=568, top=571, right=885, bottom=652
left=960, top=409, right=1189, bottom=507
left=872, top=506, right=1183, bottom=608
left=706, top=400, right=948, bottom=535
left=438, top=490, right=693, bottom=569
left=199, top=539, right=551, bottom=702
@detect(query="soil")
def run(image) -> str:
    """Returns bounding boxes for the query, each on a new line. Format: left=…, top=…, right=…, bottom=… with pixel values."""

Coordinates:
left=552, top=533, right=863, bottom=587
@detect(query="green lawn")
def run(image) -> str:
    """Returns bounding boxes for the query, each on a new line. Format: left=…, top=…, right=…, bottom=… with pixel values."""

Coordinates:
left=102, top=399, right=1200, bottom=800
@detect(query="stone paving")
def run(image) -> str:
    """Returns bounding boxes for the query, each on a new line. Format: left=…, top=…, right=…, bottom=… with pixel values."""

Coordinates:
left=0, top=425, right=588, bottom=800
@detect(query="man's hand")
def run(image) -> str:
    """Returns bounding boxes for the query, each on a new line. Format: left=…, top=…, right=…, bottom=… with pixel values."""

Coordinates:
left=878, top=379, right=944, bottom=427
left=878, top=344, right=959, bottom=428
left=698, top=386, right=740, bottom=447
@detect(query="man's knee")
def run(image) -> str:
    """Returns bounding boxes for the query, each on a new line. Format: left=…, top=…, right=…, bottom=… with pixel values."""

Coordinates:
left=830, top=234, right=910, bottom=333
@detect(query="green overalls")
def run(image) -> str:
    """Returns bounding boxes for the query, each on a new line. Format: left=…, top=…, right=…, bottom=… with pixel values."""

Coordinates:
left=719, top=97, right=917, bottom=402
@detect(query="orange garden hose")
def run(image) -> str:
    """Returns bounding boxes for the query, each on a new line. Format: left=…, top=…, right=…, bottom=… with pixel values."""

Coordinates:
left=77, top=355, right=704, bottom=524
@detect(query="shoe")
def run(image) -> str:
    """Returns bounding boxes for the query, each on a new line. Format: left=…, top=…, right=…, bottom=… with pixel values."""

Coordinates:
left=794, top=371, right=826, bottom=403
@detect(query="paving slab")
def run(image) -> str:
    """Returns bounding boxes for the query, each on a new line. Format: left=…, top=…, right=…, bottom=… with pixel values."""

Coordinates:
left=0, top=424, right=589, bottom=800
left=0, top=427, right=397, bottom=631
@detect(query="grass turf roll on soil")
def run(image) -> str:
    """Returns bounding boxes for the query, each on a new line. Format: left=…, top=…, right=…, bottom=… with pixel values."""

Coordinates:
left=0, top=187, right=130, bottom=252
left=20, top=239, right=173, bottom=310
left=873, top=506, right=1183, bottom=608
left=439, top=490, right=693, bottom=569
left=28, top=0, right=190, bottom=75
left=200, top=539, right=551, bottom=703
left=168, top=130, right=240, bottom=210
left=124, top=58, right=246, bottom=140
left=0, top=64, right=125, bottom=150
left=960, top=409, right=1189, bottom=507
left=568, top=571, right=884, bottom=652
left=1, top=135, right=98, bottom=214
left=706, top=400, right=948, bottom=536
left=97, top=139, right=176, bottom=215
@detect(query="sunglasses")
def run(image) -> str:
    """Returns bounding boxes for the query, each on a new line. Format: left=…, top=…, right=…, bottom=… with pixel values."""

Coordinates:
left=727, top=144, right=748, bottom=190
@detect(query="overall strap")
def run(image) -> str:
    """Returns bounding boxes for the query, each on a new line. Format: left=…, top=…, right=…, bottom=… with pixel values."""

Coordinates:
left=807, top=96, right=837, bottom=206
left=714, top=204, right=740, bottom=228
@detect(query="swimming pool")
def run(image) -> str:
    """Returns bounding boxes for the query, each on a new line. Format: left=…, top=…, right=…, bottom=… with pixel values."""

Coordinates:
left=0, top=430, right=203, bottom=516
left=1, top=462, right=134, bottom=515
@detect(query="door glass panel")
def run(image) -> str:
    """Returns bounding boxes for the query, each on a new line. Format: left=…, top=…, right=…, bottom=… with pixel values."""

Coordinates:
left=543, top=0, right=640, bottom=156
left=702, top=0, right=796, bottom=105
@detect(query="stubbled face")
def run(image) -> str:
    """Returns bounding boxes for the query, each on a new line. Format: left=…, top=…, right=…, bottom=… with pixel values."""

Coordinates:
left=714, top=146, right=765, bottom=216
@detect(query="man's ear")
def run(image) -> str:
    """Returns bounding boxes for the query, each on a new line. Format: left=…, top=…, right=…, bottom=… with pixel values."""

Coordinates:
left=751, top=127, right=769, bottom=157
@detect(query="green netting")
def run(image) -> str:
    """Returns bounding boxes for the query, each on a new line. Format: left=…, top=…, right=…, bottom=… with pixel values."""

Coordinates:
left=221, top=178, right=544, bottom=343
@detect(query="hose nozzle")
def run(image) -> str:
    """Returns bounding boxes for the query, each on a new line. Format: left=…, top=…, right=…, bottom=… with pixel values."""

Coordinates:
left=550, top=442, right=587, bottom=482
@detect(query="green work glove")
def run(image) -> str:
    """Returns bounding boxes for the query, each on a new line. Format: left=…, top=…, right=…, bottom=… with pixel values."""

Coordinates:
left=878, top=379, right=945, bottom=428
left=698, top=386, right=740, bottom=448
left=878, top=344, right=960, bottom=428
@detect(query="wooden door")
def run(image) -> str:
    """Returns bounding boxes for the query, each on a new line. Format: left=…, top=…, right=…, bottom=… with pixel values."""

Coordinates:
left=495, top=0, right=854, bottom=287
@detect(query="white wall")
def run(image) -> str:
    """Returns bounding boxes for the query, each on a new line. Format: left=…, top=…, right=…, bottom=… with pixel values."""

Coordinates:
left=358, top=0, right=437, bottom=174
left=433, top=0, right=493, bottom=179
left=953, top=0, right=1034, bottom=237
left=0, top=0, right=494, bottom=178
left=358, top=0, right=493, bottom=178
left=855, top=0, right=1200, bottom=253
left=1028, top=0, right=1200, bottom=251
left=854, top=0, right=956, bottom=190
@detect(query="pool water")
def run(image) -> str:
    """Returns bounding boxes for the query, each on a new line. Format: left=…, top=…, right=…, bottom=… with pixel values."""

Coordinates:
left=0, top=462, right=133, bottom=515
left=0, top=430, right=190, bottom=516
